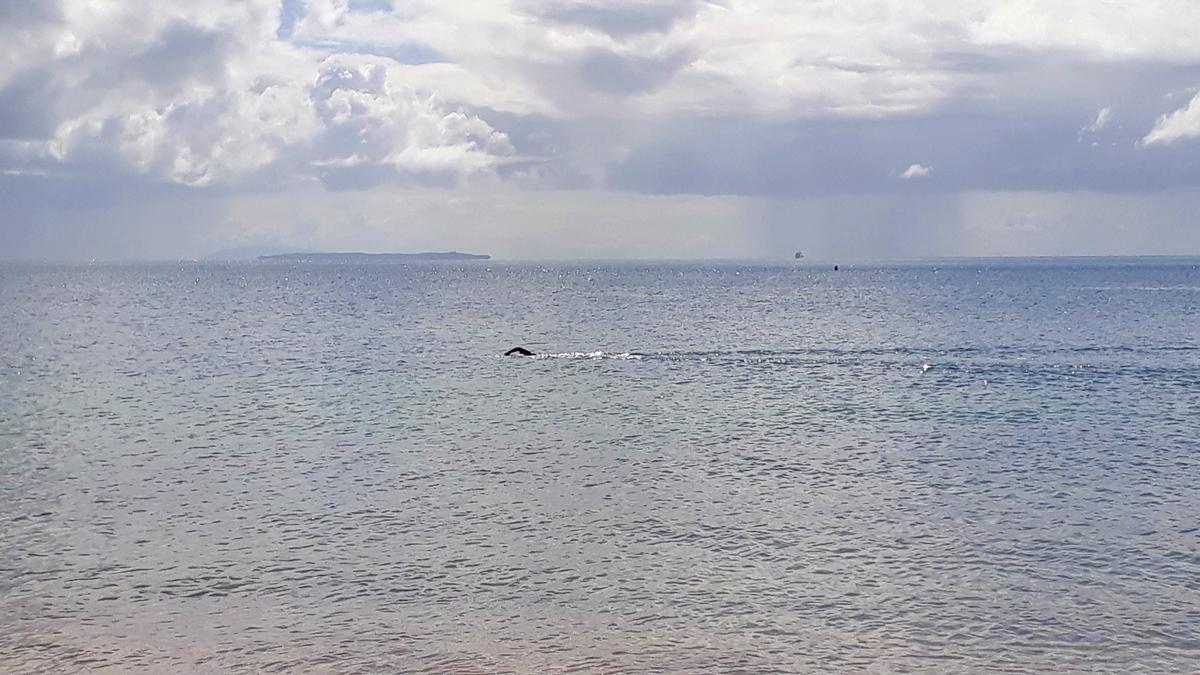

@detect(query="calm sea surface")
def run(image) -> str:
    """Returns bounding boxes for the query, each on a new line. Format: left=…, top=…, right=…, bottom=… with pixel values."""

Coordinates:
left=1, top=259, right=1198, bottom=673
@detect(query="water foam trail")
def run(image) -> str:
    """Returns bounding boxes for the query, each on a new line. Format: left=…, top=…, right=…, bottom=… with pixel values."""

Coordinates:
left=504, top=344, right=1195, bottom=363
left=533, top=351, right=643, bottom=360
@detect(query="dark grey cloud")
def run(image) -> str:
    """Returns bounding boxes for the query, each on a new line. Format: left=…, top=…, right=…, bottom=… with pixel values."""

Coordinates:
left=575, top=45, right=695, bottom=94
left=467, top=106, right=597, bottom=189
left=0, top=0, right=61, bottom=26
left=527, top=0, right=704, bottom=38
left=121, top=21, right=234, bottom=92
left=0, top=70, right=59, bottom=140
left=607, top=111, right=1200, bottom=197
left=607, top=56, right=1200, bottom=197
left=0, top=0, right=63, bottom=140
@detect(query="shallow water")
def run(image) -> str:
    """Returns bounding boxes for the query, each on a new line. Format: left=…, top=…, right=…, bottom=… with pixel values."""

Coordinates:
left=1, top=259, right=1198, bottom=672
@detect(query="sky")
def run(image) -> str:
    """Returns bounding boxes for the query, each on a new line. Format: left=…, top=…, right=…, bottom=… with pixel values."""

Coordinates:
left=2, top=0, right=1200, bottom=260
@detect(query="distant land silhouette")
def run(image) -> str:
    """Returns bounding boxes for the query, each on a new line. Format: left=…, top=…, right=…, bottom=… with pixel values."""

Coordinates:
left=203, top=245, right=303, bottom=261
left=258, top=251, right=491, bottom=262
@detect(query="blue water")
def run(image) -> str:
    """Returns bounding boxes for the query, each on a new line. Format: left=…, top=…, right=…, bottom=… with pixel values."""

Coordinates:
left=1, top=259, right=1198, bottom=672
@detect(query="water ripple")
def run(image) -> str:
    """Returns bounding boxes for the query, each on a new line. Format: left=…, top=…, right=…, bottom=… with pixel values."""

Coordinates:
left=1, top=261, right=1198, bottom=672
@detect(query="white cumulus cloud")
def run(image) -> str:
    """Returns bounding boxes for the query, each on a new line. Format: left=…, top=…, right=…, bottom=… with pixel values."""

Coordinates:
left=0, top=0, right=519, bottom=187
left=1142, top=91, right=1200, bottom=145
left=901, top=163, right=931, bottom=179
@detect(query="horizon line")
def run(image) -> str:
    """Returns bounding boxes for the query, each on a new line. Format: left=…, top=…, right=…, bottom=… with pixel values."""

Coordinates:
left=3, top=253, right=1200, bottom=265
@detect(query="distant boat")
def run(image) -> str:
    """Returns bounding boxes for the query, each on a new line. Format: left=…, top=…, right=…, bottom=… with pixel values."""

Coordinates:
left=794, top=251, right=804, bottom=260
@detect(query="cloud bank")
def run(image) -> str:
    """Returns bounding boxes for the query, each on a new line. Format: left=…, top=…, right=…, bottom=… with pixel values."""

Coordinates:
left=2, top=0, right=1199, bottom=259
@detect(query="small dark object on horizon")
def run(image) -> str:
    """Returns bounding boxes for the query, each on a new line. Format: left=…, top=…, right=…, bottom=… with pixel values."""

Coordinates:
left=834, top=265, right=839, bottom=271
left=505, top=347, right=535, bottom=356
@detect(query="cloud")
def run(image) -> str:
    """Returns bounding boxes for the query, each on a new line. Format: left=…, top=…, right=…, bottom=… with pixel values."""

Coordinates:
left=1084, top=107, right=1112, bottom=133
left=1142, top=91, right=1200, bottom=145
left=3, top=0, right=1200, bottom=259
left=523, top=0, right=705, bottom=39
left=0, top=2, right=517, bottom=188
left=0, top=168, right=50, bottom=177
left=307, top=59, right=514, bottom=189
left=0, top=70, right=61, bottom=140
left=7, top=0, right=1200, bottom=191
left=574, top=45, right=697, bottom=94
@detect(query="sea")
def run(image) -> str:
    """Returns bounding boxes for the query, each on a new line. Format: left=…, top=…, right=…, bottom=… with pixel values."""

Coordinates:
left=1, top=258, right=1197, bottom=673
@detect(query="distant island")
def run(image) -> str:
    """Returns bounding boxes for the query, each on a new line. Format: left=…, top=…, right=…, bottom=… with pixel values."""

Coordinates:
left=257, top=251, right=491, bottom=262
